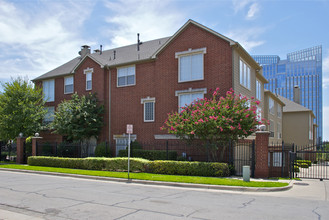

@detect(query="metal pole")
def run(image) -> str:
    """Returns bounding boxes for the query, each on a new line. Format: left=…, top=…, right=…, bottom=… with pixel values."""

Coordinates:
left=128, top=133, right=131, bottom=180
left=281, top=141, right=284, bottom=178
left=166, top=140, right=169, bottom=160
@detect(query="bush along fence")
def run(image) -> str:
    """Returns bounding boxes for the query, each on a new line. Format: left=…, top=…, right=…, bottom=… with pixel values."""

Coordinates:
left=16, top=132, right=298, bottom=178
left=27, top=156, right=230, bottom=177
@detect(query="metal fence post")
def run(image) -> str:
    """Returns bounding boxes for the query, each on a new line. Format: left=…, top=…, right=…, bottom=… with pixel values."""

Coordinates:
left=251, top=140, right=255, bottom=178
left=166, top=140, right=169, bottom=160
left=105, top=141, right=108, bottom=157
left=55, top=142, right=58, bottom=157
left=281, top=141, right=284, bottom=178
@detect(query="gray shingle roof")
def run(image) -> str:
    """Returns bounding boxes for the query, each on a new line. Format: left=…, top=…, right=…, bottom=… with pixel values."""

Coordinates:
left=277, top=95, right=312, bottom=113
left=33, top=36, right=171, bottom=81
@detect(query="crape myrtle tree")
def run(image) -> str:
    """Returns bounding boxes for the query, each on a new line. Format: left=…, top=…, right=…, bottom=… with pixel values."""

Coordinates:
left=161, top=88, right=267, bottom=161
left=51, top=93, right=104, bottom=154
left=0, top=77, right=46, bottom=142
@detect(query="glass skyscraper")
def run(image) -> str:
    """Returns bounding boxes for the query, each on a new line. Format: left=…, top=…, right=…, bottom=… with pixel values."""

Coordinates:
left=253, top=46, right=322, bottom=143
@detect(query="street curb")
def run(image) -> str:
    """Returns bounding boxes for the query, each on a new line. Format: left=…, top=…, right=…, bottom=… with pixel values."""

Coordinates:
left=0, top=168, right=293, bottom=192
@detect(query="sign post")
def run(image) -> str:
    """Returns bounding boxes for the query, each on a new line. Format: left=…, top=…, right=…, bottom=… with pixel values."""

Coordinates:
left=126, top=124, right=133, bottom=180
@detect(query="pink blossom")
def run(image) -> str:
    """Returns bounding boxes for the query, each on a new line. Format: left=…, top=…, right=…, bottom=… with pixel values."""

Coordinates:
left=255, top=100, right=260, bottom=105
left=246, top=114, right=250, bottom=118
left=191, top=131, right=195, bottom=135
left=220, top=127, right=223, bottom=132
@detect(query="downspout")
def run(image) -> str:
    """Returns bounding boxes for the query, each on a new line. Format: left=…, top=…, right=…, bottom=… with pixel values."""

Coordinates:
left=107, top=66, right=111, bottom=145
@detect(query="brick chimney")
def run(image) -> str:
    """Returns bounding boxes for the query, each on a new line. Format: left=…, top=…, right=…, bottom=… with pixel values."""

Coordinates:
left=79, top=45, right=90, bottom=57
left=293, top=85, right=300, bottom=104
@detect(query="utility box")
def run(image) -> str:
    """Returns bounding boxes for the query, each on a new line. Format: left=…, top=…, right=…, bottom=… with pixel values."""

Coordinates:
left=243, top=165, right=250, bottom=182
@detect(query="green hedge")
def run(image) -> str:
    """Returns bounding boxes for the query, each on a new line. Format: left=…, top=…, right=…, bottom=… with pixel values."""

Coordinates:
left=118, top=149, right=177, bottom=161
left=296, top=160, right=311, bottom=167
left=28, top=156, right=149, bottom=172
left=27, top=156, right=230, bottom=177
left=147, top=160, right=230, bottom=177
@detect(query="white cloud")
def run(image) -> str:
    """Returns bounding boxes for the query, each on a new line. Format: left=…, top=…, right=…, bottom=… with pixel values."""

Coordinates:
left=323, top=52, right=329, bottom=89
left=0, top=0, right=95, bottom=81
left=246, top=3, right=260, bottom=20
left=103, top=0, right=185, bottom=48
left=232, top=0, right=260, bottom=20
left=225, top=27, right=265, bottom=52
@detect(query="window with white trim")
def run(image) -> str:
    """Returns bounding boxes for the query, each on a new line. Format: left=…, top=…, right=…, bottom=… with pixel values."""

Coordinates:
left=277, top=104, right=282, bottom=118
left=309, top=114, right=313, bottom=140
left=256, top=79, right=262, bottom=100
left=256, top=107, right=262, bottom=122
left=239, top=59, right=251, bottom=89
left=176, top=48, right=206, bottom=82
left=277, top=122, right=282, bottom=139
left=269, top=119, right=274, bottom=137
left=269, top=97, right=275, bottom=115
left=64, top=76, right=74, bottom=94
left=43, top=79, right=55, bottom=102
left=141, top=97, right=155, bottom=122
left=43, top=106, right=55, bottom=125
left=84, top=68, right=93, bottom=90
left=117, top=65, right=135, bottom=87
left=176, top=88, right=207, bottom=112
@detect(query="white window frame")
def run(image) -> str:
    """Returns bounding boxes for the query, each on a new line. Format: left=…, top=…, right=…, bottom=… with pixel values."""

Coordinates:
left=256, top=79, right=262, bottom=100
left=43, top=106, right=55, bottom=125
left=141, top=97, right=155, bottom=122
left=309, top=114, right=313, bottom=140
left=269, top=97, right=275, bottom=115
left=269, top=119, right=274, bottom=137
left=277, top=122, right=282, bottom=139
left=175, top=48, right=206, bottom=83
left=175, top=88, right=207, bottom=112
left=64, top=76, right=74, bottom=94
left=43, top=79, right=55, bottom=102
left=239, top=59, right=251, bottom=90
left=277, top=104, right=282, bottom=118
left=84, top=68, right=93, bottom=91
left=117, top=65, right=136, bottom=87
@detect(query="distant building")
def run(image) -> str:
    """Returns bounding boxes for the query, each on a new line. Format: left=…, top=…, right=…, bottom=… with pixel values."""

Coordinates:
left=252, top=46, right=323, bottom=143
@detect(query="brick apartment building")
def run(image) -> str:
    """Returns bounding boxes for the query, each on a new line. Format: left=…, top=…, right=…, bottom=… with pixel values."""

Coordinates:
left=33, top=19, right=284, bottom=156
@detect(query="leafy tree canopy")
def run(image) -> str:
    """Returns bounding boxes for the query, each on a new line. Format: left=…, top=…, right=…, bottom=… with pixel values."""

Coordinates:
left=51, top=93, right=104, bottom=142
left=0, top=77, right=46, bottom=141
left=161, top=88, right=266, bottom=143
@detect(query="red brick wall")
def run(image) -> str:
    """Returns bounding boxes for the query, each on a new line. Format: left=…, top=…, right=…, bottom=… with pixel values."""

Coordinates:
left=110, top=23, right=233, bottom=142
left=255, top=131, right=270, bottom=178
left=37, top=57, right=109, bottom=144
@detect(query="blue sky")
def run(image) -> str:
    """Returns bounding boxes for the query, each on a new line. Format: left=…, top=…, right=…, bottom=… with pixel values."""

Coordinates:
left=0, top=0, right=328, bottom=139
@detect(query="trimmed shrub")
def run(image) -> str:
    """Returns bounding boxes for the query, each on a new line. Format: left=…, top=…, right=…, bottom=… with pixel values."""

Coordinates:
left=296, top=160, right=311, bottom=167
left=118, top=149, right=177, bottom=161
left=94, top=142, right=111, bottom=157
left=147, top=160, right=230, bottom=177
left=294, top=165, right=300, bottom=173
left=27, top=156, right=149, bottom=172
left=298, top=162, right=309, bottom=168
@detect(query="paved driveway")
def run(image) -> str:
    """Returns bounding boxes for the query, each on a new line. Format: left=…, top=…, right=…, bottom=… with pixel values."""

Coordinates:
left=0, top=170, right=328, bottom=220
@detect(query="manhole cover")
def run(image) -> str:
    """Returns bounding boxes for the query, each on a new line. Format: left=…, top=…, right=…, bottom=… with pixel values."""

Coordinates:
left=294, top=182, right=309, bottom=186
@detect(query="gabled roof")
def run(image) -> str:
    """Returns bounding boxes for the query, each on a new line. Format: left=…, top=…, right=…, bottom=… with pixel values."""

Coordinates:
left=151, top=19, right=236, bottom=58
left=33, top=37, right=170, bottom=81
left=277, top=95, right=315, bottom=117
left=33, top=19, right=262, bottom=82
left=264, top=90, right=285, bottom=106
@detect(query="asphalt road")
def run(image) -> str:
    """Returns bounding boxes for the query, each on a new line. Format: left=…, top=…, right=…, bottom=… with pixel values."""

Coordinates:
left=0, top=170, right=328, bottom=220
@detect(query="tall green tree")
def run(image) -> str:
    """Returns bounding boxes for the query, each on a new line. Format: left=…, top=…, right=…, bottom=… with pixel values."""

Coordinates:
left=0, top=77, right=46, bottom=141
left=51, top=93, right=104, bottom=142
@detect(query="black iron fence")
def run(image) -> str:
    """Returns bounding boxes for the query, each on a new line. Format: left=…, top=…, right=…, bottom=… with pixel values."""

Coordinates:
left=0, top=141, right=17, bottom=162
left=268, top=142, right=293, bottom=178
left=114, top=139, right=255, bottom=177
left=35, top=141, right=99, bottom=158
left=290, top=141, right=329, bottom=180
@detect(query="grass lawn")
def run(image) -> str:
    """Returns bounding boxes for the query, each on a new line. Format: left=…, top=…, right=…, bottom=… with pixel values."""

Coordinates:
left=0, top=164, right=289, bottom=188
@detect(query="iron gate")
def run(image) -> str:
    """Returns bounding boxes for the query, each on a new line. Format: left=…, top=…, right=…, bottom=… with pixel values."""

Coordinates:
left=291, top=142, right=329, bottom=180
